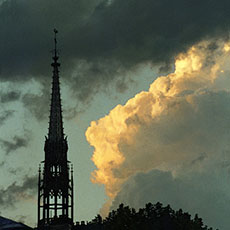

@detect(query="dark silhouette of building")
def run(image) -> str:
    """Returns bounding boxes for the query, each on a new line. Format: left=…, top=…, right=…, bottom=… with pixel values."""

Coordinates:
left=0, top=216, right=33, bottom=230
left=37, top=30, right=74, bottom=230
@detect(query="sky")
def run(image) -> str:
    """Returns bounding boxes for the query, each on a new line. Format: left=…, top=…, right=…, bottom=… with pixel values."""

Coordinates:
left=1, top=0, right=230, bottom=229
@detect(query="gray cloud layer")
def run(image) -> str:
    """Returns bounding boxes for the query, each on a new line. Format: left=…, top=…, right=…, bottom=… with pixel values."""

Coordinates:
left=112, top=167, right=230, bottom=230
left=0, top=110, right=14, bottom=126
left=0, top=91, right=21, bottom=103
left=0, top=135, right=30, bottom=155
left=0, top=175, right=37, bottom=208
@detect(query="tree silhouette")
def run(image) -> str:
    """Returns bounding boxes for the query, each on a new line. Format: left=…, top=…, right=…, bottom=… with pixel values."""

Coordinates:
left=84, top=202, right=216, bottom=230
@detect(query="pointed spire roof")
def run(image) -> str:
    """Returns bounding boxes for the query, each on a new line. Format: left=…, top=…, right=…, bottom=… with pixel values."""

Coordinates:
left=48, top=29, right=64, bottom=141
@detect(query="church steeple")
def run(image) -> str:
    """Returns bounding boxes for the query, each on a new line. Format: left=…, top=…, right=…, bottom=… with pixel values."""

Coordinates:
left=48, top=29, right=64, bottom=141
left=38, top=30, right=74, bottom=230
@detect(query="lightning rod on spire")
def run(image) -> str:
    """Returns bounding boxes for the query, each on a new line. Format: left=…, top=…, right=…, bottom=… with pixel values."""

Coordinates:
left=54, top=28, right=58, bottom=59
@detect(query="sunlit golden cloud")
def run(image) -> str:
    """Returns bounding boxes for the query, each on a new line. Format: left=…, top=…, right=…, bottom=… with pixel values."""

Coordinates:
left=86, top=39, right=230, bottom=215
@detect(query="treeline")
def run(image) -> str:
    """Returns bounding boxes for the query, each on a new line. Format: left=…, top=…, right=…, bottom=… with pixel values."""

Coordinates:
left=76, top=202, right=217, bottom=230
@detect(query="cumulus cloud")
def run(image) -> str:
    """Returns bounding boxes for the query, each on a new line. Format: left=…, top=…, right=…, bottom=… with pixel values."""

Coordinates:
left=86, top=40, right=230, bottom=229
left=0, top=175, right=37, bottom=209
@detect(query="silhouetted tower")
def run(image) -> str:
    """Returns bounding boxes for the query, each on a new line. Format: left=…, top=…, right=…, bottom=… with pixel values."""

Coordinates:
left=38, top=29, right=74, bottom=230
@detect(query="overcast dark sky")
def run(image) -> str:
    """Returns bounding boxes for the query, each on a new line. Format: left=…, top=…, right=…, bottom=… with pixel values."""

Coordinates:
left=1, top=0, right=230, bottom=91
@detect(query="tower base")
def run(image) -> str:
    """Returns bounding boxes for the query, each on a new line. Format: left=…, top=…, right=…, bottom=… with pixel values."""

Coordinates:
left=50, top=223, right=72, bottom=230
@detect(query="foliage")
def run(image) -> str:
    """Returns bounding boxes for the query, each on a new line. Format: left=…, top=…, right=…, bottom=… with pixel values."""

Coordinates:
left=87, top=202, right=217, bottom=230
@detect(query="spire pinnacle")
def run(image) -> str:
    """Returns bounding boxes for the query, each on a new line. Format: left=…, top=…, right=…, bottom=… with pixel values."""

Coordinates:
left=54, top=28, right=58, bottom=59
left=48, top=29, right=64, bottom=141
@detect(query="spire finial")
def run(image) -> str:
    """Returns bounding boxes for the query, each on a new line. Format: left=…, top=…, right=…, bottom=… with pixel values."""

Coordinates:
left=49, top=29, right=63, bottom=141
left=54, top=28, right=58, bottom=59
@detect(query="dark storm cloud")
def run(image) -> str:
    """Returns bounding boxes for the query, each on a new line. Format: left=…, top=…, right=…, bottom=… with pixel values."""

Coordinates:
left=0, top=175, right=37, bottom=208
left=0, top=110, right=14, bottom=126
left=0, top=0, right=102, bottom=78
left=0, top=135, right=30, bottom=155
left=0, top=91, right=21, bottom=103
left=1, top=0, right=230, bottom=103
left=69, top=60, right=126, bottom=104
left=81, top=0, right=230, bottom=66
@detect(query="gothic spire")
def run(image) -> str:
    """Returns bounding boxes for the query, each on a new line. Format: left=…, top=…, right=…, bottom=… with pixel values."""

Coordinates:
left=38, top=30, right=73, bottom=229
left=48, top=29, right=64, bottom=141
